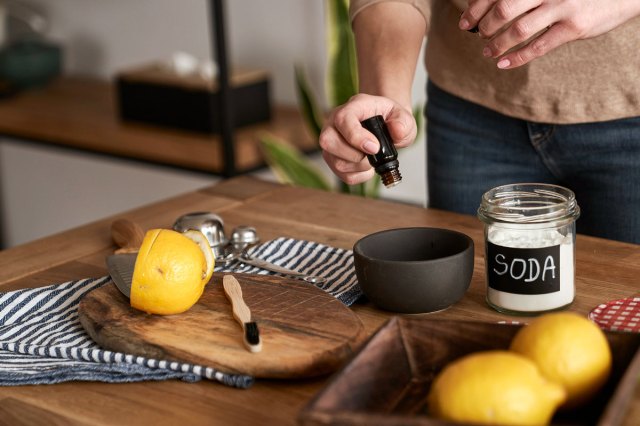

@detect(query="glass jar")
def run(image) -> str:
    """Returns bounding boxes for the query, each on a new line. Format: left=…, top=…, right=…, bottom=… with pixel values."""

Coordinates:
left=477, top=183, right=580, bottom=315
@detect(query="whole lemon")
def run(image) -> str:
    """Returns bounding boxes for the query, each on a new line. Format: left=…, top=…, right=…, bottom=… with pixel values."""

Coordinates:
left=510, top=312, right=612, bottom=408
left=428, top=350, right=566, bottom=425
left=131, top=229, right=215, bottom=315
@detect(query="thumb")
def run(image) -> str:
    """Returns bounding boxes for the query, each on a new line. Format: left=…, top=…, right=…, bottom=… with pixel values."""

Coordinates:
left=385, top=107, right=417, bottom=148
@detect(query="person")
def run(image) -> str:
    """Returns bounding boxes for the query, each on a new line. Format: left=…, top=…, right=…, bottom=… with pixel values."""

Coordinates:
left=318, top=0, right=640, bottom=244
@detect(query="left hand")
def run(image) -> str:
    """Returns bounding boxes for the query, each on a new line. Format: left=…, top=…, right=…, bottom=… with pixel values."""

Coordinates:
left=459, top=0, right=640, bottom=69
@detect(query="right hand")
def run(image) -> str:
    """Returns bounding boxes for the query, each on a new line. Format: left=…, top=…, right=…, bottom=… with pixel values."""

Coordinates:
left=319, top=94, right=417, bottom=186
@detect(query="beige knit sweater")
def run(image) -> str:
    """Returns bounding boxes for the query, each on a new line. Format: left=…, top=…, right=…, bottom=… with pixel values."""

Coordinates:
left=351, top=0, right=640, bottom=124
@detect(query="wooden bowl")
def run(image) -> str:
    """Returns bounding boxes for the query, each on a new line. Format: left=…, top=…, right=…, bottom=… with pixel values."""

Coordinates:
left=299, top=317, right=640, bottom=426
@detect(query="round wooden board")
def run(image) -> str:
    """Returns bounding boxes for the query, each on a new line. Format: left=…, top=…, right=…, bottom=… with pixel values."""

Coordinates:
left=78, top=273, right=366, bottom=378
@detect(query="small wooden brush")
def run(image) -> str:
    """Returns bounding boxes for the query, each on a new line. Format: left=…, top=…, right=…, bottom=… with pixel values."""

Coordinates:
left=223, top=274, right=262, bottom=353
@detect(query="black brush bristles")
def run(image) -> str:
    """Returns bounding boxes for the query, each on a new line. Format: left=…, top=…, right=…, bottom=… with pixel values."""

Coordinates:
left=223, top=274, right=262, bottom=353
left=244, top=321, right=262, bottom=353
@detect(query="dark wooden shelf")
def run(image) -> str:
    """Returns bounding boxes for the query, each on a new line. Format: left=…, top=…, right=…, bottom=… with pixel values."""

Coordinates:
left=0, top=76, right=317, bottom=175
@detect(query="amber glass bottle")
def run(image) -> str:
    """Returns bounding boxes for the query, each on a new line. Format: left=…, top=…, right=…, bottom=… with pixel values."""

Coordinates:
left=360, top=115, right=402, bottom=188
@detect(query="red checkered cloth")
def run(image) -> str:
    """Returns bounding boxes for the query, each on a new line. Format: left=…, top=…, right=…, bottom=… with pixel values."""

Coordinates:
left=589, top=297, right=640, bottom=333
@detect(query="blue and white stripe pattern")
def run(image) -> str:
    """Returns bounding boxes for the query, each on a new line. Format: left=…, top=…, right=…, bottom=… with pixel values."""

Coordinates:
left=0, top=238, right=360, bottom=387
left=218, top=237, right=361, bottom=306
left=0, top=277, right=253, bottom=388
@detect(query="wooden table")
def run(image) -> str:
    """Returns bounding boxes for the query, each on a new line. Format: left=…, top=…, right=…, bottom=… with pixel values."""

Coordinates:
left=0, top=176, right=638, bottom=425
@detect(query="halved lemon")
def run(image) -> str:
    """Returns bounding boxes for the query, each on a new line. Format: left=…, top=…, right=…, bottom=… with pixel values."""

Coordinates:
left=130, top=229, right=215, bottom=315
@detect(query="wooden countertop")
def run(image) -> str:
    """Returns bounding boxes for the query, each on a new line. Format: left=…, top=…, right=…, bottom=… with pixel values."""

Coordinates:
left=0, top=76, right=316, bottom=175
left=0, top=176, right=639, bottom=425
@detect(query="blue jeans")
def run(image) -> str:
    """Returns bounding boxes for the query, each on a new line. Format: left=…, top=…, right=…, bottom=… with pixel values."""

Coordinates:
left=426, top=81, right=640, bottom=244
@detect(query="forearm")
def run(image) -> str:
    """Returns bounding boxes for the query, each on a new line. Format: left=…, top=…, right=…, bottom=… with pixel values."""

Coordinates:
left=352, top=2, right=427, bottom=111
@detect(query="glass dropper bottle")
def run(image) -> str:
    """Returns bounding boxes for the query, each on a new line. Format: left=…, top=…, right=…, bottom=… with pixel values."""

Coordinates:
left=360, top=115, right=402, bottom=188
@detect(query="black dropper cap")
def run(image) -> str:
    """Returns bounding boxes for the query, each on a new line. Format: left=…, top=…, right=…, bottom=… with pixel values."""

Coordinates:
left=360, top=115, right=402, bottom=188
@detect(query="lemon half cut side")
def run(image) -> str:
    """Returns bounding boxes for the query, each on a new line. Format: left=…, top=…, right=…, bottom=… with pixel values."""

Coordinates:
left=130, top=228, right=215, bottom=315
left=183, top=229, right=215, bottom=284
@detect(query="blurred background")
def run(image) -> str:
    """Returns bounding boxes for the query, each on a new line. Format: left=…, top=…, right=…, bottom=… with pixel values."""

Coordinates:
left=0, top=0, right=426, bottom=248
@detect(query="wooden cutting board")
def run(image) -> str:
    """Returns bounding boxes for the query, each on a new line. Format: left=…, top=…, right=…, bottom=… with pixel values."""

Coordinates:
left=78, top=273, right=366, bottom=379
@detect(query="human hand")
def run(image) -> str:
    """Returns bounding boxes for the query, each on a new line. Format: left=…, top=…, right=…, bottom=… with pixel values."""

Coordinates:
left=319, top=94, right=416, bottom=186
left=459, top=0, right=640, bottom=69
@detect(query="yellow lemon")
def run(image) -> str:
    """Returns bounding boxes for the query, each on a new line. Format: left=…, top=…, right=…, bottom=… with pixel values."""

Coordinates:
left=428, top=350, right=566, bottom=425
left=130, top=229, right=215, bottom=315
left=510, top=312, right=612, bottom=408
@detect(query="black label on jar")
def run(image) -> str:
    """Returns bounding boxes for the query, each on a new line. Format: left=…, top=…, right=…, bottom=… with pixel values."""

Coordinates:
left=486, top=242, right=560, bottom=295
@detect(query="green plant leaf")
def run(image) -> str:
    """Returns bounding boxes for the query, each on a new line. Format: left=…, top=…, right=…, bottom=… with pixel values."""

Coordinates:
left=326, top=0, right=358, bottom=107
left=352, top=183, right=366, bottom=197
left=259, top=133, right=332, bottom=191
left=294, top=65, right=323, bottom=139
left=365, top=176, right=381, bottom=198
left=413, top=104, right=424, bottom=140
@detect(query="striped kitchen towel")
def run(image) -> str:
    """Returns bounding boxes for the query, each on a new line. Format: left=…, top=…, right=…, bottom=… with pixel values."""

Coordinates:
left=0, top=277, right=253, bottom=388
left=0, top=238, right=360, bottom=387
left=221, top=237, right=361, bottom=306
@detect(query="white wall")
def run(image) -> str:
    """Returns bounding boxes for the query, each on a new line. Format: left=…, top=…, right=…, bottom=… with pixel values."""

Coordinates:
left=0, top=139, right=215, bottom=246
left=0, top=0, right=427, bottom=248
left=23, top=0, right=329, bottom=106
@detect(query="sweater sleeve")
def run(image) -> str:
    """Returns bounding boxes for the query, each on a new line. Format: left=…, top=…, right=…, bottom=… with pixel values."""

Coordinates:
left=349, top=0, right=432, bottom=29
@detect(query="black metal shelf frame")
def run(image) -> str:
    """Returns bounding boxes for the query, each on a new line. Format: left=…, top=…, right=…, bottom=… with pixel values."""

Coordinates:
left=208, top=0, right=236, bottom=177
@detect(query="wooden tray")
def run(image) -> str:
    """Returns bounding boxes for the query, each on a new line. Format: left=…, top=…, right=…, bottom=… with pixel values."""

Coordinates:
left=299, top=317, right=640, bottom=425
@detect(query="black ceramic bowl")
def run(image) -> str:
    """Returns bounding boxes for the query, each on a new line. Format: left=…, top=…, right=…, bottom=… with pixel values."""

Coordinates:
left=353, top=227, right=474, bottom=314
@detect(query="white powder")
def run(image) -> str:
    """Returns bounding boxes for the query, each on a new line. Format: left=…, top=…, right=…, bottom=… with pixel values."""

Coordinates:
left=486, top=228, right=575, bottom=313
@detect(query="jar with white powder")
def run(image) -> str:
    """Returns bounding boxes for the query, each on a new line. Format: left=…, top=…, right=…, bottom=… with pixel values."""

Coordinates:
left=477, top=184, right=580, bottom=315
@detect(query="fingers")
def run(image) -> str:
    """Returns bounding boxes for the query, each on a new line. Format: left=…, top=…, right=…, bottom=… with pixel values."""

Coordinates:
left=459, top=0, right=497, bottom=32
left=462, top=0, right=543, bottom=39
left=319, top=125, right=368, bottom=165
left=459, top=0, right=575, bottom=69
left=462, top=0, right=639, bottom=68
left=330, top=107, right=381, bottom=156
left=483, top=7, right=553, bottom=58
left=386, top=112, right=418, bottom=148
left=492, top=23, right=573, bottom=69
left=321, top=150, right=375, bottom=186
left=319, top=93, right=416, bottom=185
left=322, top=94, right=416, bottom=152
